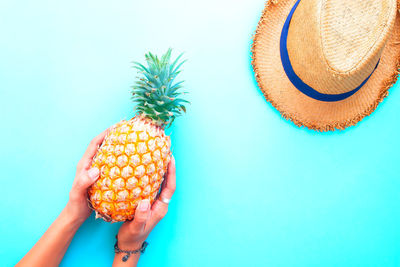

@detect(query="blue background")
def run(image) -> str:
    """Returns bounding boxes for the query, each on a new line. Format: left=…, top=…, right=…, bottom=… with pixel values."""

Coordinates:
left=1, top=0, right=400, bottom=266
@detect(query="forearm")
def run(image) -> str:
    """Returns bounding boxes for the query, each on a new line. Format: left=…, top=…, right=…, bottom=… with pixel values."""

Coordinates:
left=112, top=252, right=140, bottom=267
left=16, top=204, right=83, bottom=267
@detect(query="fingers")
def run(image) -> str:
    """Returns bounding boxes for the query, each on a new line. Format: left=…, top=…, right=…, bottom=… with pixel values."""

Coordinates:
left=150, top=200, right=168, bottom=225
left=79, top=129, right=108, bottom=170
left=74, top=167, right=100, bottom=192
left=149, top=156, right=176, bottom=225
left=160, top=156, right=176, bottom=200
left=129, top=199, right=151, bottom=233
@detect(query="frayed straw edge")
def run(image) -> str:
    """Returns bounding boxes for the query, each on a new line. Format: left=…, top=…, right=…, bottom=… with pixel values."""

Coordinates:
left=250, top=0, right=400, bottom=132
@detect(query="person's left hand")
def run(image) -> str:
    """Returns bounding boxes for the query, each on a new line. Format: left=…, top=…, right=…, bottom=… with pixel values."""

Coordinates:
left=65, top=130, right=108, bottom=224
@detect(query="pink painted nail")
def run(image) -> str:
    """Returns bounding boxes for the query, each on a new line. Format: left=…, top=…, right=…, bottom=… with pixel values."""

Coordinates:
left=88, top=167, right=99, bottom=179
left=138, top=199, right=150, bottom=211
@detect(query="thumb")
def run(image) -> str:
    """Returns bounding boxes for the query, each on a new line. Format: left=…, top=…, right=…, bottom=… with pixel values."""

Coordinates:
left=129, top=199, right=151, bottom=233
left=79, top=167, right=100, bottom=190
left=88, top=167, right=100, bottom=181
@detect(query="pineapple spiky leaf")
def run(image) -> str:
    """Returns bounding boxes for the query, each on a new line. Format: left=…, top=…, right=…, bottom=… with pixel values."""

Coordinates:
left=132, top=49, right=189, bottom=128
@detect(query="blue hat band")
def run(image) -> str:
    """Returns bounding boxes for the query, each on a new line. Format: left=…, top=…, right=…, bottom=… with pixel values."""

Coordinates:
left=279, top=0, right=380, bottom=102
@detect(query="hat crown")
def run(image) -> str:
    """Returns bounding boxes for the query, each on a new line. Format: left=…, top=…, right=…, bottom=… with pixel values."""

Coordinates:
left=286, top=0, right=397, bottom=94
left=321, top=0, right=395, bottom=73
left=252, top=0, right=400, bottom=130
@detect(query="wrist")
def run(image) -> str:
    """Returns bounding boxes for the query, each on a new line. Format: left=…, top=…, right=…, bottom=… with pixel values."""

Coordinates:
left=113, top=235, right=148, bottom=264
left=117, top=237, right=146, bottom=251
left=63, top=202, right=86, bottom=227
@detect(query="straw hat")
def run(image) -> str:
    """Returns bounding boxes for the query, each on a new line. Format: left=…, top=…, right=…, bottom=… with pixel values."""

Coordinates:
left=252, top=0, right=400, bottom=131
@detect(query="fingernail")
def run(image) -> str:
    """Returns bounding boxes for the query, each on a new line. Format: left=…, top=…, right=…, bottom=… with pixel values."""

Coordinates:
left=88, top=167, right=99, bottom=179
left=138, top=199, right=150, bottom=211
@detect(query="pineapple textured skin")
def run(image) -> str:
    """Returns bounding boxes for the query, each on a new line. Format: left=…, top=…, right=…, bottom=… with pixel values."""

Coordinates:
left=88, top=116, right=171, bottom=222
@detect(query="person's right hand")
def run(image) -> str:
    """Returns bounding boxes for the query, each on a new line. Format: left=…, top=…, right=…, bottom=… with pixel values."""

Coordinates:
left=116, top=156, right=177, bottom=250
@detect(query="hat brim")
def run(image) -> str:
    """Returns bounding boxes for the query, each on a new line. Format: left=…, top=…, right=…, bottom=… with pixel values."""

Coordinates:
left=252, top=0, right=400, bottom=131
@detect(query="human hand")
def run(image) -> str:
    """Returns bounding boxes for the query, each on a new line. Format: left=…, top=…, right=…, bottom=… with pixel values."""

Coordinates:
left=116, top=156, right=176, bottom=250
left=65, top=130, right=108, bottom=224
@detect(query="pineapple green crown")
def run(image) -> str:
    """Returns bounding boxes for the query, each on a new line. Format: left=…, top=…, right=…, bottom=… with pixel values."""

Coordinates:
left=132, top=49, right=189, bottom=128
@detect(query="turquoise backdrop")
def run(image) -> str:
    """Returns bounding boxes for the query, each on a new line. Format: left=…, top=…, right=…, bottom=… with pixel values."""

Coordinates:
left=1, top=0, right=400, bottom=266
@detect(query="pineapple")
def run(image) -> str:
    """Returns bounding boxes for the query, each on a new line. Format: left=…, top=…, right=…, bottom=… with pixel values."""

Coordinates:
left=88, top=49, right=188, bottom=222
